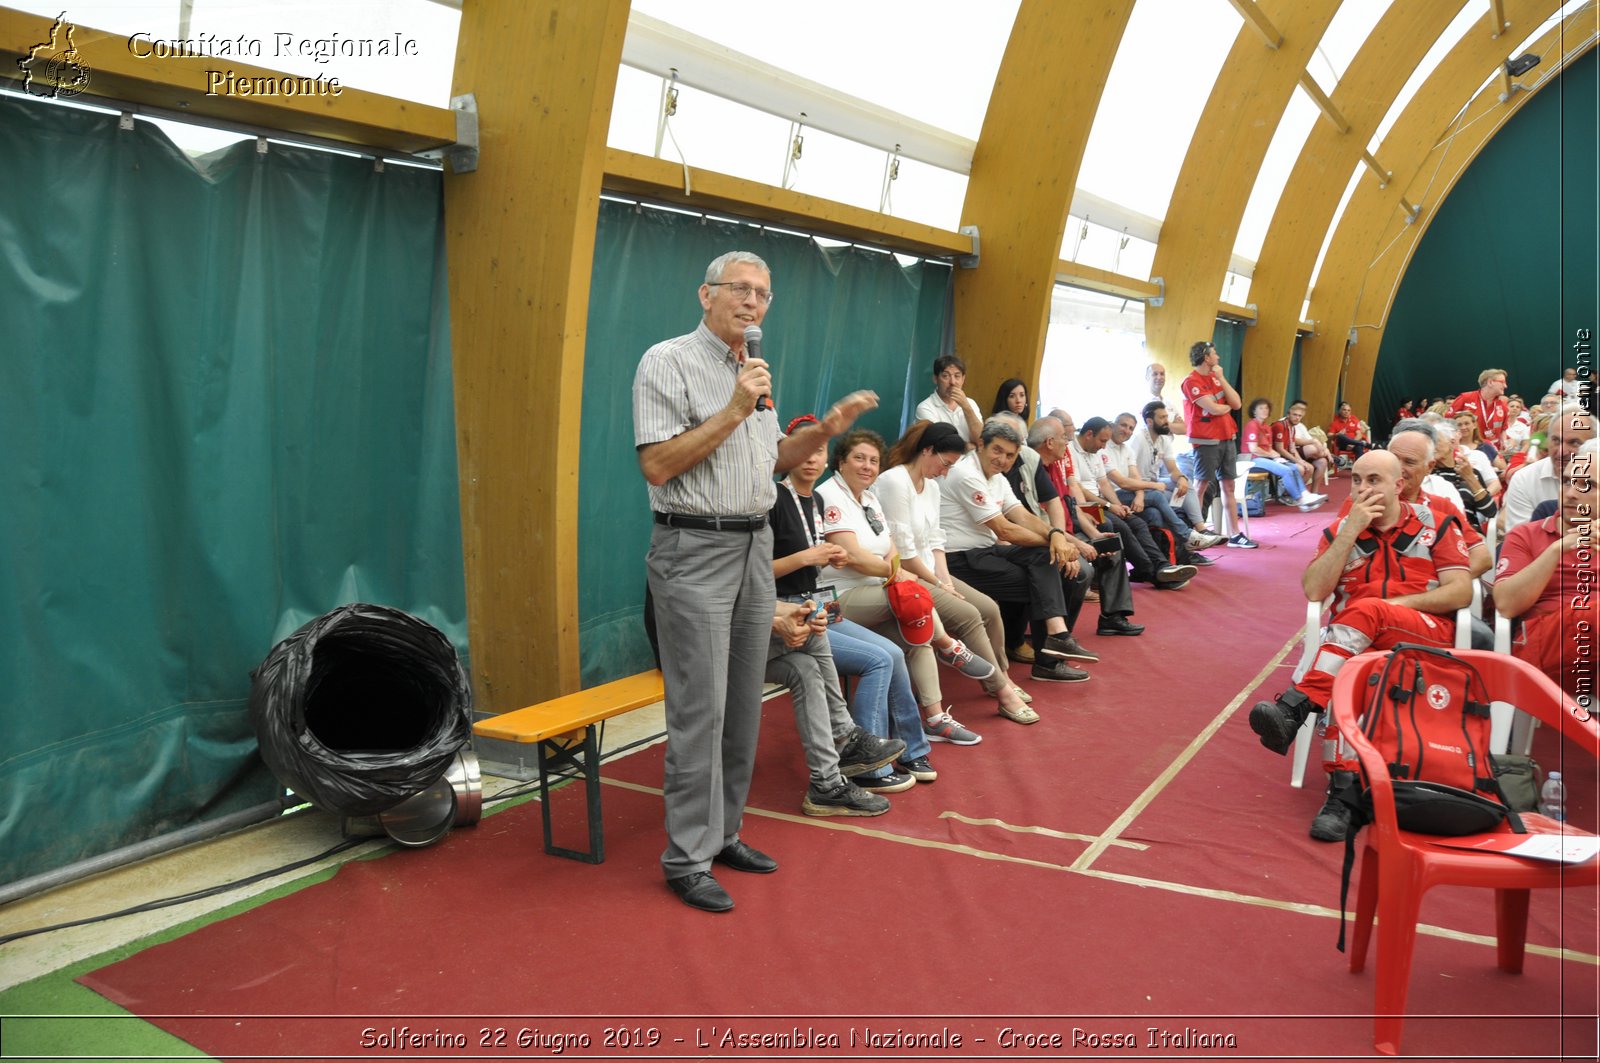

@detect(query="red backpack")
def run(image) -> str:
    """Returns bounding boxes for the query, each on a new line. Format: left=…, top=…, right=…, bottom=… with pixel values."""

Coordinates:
left=1335, top=644, right=1525, bottom=949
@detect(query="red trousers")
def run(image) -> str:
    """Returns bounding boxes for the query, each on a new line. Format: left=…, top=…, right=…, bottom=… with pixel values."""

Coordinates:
left=1513, top=601, right=1599, bottom=704
left=1299, top=599, right=1457, bottom=776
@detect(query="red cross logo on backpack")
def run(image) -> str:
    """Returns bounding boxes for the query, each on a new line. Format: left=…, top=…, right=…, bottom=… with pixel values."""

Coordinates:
left=1425, top=683, right=1451, bottom=710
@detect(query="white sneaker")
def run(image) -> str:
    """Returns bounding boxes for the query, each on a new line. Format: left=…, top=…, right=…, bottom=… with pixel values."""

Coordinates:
left=1297, top=493, right=1327, bottom=508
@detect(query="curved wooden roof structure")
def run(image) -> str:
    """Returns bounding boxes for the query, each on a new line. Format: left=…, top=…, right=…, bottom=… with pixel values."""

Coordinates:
left=4, top=0, right=1592, bottom=707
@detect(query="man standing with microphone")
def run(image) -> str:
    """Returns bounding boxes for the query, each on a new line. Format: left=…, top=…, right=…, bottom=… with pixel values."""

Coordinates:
left=632, top=251, right=877, bottom=912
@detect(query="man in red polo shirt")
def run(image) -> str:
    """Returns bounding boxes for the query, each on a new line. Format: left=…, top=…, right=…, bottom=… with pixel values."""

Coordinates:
left=1495, top=441, right=1597, bottom=701
left=1248, top=450, right=1472, bottom=841
left=1180, top=340, right=1254, bottom=548
left=1449, top=368, right=1509, bottom=451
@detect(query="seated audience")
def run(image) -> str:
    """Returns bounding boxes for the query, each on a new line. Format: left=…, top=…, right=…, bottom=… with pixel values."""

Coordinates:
left=1276, top=400, right=1330, bottom=488
left=939, top=418, right=1112, bottom=683
left=1070, top=417, right=1199, bottom=587
left=875, top=421, right=1039, bottom=724
left=1107, top=411, right=1223, bottom=555
left=1495, top=440, right=1597, bottom=700
left=764, top=602, right=892, bottom=817
left=1499, top=402, right=1595, bottom=533
left=992, top=377, right=1031, bottom=419
left=770, top=421, right=932, bottom=793
left=1247, top=451, right=1472, bottom=842
left=817, top=430, right=997, bottom=746
left=1243, top=398, right=1327, bottom=509
left=1327, top=401, right=1372, bottom=460
left=913, top=354, right=983, bottom=447
left=1133, top=400, right=1216, bottom=545
left=1036, top=412, right=1145, bottom=638
left=1425, top=418, right=1498, bottom=532
left=1452, top=408, right=1504, bottom=483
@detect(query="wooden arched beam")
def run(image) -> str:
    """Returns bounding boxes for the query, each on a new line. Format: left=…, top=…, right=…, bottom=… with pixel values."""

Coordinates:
left=444, top=0, right=630, bottom=709
left=952, top=0, right=1135, bottom=410
left=1341, top=17, right=1596, bottom=416
left=1297, top=0, right=1572, bottom=423
left=1240, top=0, right=1470, bottom=417
left=1142, top=0, right=1341, bottom=389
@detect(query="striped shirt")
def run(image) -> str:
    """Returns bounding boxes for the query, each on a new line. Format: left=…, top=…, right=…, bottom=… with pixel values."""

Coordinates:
left=632, top=320, right=780, bottom=516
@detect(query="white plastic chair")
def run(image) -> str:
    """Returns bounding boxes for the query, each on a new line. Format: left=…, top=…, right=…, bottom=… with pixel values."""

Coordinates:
left=1493, top=612, right=1539, bottom=755
left=1289, top=583, right=1487, bottom=787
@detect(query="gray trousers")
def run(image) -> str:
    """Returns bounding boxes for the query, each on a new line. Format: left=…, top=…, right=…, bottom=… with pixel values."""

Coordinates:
left=647, top=523, right=777, bottom=879
left=766, top=627, right=852, bottom=789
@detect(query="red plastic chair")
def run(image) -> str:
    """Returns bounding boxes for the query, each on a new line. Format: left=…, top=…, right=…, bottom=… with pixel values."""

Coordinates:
left=1331, top=649, right=1600, bottom=1056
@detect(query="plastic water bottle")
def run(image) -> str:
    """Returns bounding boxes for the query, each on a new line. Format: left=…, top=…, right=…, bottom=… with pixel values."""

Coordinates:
left=1538, top=772, right=1566, bottom=822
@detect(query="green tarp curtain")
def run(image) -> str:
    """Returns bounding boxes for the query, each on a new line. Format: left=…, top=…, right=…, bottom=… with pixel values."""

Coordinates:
left=577, top=201, right=954, bottom=686
left=0, top=97, right=466, bottom=885
left=1376, top=48, right=1597, bottom=435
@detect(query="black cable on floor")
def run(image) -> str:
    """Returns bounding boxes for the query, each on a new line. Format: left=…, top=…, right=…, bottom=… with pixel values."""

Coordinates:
left=0, top=836, right=371, bottom=948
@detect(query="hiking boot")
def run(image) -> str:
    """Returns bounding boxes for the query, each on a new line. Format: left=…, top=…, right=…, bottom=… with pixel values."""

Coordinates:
left=1248, top=689, right=1317, bottom=755
left=1226, top=533, right=1259, bottom=549
left=1310, top=771, right=1359, bottom=842
left=896, top=755, right=937, bottom=782
left=802, top=778, right=890, bottom=817
left=855, top=770, right=915, bottom=793
left=835, top=727, right=905, bottom=778
left=936, top=640, right=996, bottom=680
left=923, top=712, right=982, bottom=745
left=1040, top=632, right=1100, bottom=662
left=1031, top=658, right=1090, bottom=683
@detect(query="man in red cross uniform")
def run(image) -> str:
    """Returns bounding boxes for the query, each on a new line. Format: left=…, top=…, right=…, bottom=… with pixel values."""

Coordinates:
left=1494, top=441, right=1598, bottom=703
left=1248, top=450, right=1473, bottom=841
left=1449, top=368, right=1510, bottom=451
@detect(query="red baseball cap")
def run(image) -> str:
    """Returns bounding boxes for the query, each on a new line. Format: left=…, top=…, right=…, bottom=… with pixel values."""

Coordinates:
left=884, top=580, right=935, bottom=646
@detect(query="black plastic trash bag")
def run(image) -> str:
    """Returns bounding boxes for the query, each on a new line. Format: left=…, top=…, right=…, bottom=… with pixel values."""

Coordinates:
left=249, top=603, right=472, bottom=817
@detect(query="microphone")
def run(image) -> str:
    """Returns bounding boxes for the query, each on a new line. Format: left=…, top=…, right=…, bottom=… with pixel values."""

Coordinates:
left=743, top=324, right=770, bottom=412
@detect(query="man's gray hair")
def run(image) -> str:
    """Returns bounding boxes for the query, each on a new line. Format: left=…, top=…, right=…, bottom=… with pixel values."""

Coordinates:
left=705, top=251, right=769, bottom=283
left=1431, top=419, right=1458, bottom=445
left=1555, top=400, right=1595, bottom=427
left=993, top=410, right=1027, bottom=438
left=1390, top=418, right=1437, bottom=444
left=981, top=416, right=1022, bottom=448
left=1026, top=416, right=1062, bottom=449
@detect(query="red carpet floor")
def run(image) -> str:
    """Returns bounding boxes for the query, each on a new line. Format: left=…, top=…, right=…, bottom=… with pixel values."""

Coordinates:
left=82, top=489, right=1600, bottom=1060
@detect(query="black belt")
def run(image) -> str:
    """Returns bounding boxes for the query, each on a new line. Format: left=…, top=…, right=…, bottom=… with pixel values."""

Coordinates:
left=654, top=512, right=768, bottom=532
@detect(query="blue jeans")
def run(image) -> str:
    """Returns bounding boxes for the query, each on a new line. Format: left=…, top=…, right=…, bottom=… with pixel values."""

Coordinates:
left=1116, top=487, right=1192, bottom=539
left=828, top=617, right=929, bottom=775
left=1250, top=456, right=1309, bottom=500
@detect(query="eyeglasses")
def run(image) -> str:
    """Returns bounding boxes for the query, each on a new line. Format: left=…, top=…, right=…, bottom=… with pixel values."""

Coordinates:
left=707, top=281, right=775, bottom=305
left=937, top=455, right=958, bottom=469
left=862, top=503, right=885, bottom=536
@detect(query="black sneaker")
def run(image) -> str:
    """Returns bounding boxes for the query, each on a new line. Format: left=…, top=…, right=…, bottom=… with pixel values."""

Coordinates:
left=1248, top=692, right=1314, bottom=756
left=802, top=779, right=890, bottom=817
left=1155, top=563, right=1197, bottom=584
left=1031, top=659, right=1090, bottom=683
left=1040, top=632, right=1100, bottom=662
left=896, top=755, right=937, bottom=782
left=1096, top=615, right=1145, bottom=636
left=854, top=770, right=915, bottom=793
left=835, top=727, right=906, bottom=778
left=1187, top=553, right=1217, bottom=567
left=1309, top=795, right=1353, bottom=842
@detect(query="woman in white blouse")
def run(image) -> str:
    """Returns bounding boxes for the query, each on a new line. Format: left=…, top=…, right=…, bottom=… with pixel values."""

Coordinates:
left=819, top=428, right=1036, bottom=736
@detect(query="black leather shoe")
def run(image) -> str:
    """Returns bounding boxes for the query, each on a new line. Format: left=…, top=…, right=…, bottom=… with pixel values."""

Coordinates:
left=667, top=871, right=734, bottom=912
left=1096, top=615, right=1145, bottom=636
left=714, top=839, right=778, bottom=874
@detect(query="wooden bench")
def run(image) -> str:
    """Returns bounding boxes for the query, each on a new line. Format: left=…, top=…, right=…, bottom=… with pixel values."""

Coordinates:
left=473, top=670, right=668, bottom=863
left=472, top=670, right=791, bottom=864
